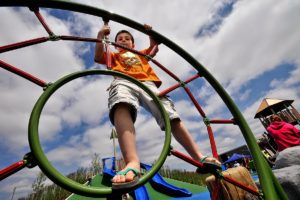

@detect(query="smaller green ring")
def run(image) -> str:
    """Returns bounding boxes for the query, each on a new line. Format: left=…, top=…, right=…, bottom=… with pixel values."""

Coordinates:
left=28, top=70, right=171, bottom=197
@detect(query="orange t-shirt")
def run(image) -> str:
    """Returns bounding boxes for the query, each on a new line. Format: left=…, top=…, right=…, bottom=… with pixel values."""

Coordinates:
left=99, top=48, right=162, bottom=87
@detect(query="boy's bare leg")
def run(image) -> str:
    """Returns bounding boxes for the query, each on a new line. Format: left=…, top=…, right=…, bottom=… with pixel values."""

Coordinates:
left=171, top=119, right=221, bottom=165
left=112, top=103, right=140, bottom=184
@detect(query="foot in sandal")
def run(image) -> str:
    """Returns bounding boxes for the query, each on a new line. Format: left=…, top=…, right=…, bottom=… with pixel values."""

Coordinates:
left=112, top=166, right=140, bottom=190
left=196, top=156, right=222, bottom=174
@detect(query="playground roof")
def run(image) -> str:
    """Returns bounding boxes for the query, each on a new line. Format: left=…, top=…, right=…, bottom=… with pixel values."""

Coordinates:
left=254, top=98, right=294, bottom=118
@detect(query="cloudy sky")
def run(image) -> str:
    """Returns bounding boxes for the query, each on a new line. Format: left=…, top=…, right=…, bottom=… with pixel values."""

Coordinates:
left=1, top=0, right=300, bottom=199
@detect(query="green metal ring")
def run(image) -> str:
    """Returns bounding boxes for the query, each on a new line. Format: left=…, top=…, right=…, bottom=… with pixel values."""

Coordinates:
left=28, top=69, right=171, bottom=197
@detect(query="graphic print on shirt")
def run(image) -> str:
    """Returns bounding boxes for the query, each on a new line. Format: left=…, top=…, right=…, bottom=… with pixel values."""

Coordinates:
left=119, top=51, right=145, bottom=72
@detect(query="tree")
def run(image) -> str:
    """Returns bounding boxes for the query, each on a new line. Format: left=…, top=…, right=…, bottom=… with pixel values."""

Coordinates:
left=90, top=153, right=101, bottom=177
left=30, top=171, right=46, bottom=200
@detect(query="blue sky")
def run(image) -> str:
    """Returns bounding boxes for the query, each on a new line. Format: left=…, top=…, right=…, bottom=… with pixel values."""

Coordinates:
left=1, top=0, right=300, bottom=199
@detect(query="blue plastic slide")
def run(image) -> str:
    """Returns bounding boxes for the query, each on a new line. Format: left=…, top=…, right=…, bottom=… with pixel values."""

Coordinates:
left=102, top=157, right=150, bottom=200
left=141, top=163, right=192, bottom=197
left=102, top=158, right=192, bottom=199
left=134, top=183, right=150, bottom=200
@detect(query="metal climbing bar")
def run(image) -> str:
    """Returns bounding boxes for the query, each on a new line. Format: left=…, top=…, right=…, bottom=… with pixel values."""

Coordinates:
left=210, top=119, right=236, bottom=124
left=160, top=76, right=218, bottom=157
left=183, top=86, right=206, bottom=117
left=170, top=149, right=205, bottom=168
left=60, top=35, right=99, bottom=43
left=0, top=60, right=47, bottom=87
left=222, top=174, right=261, bottom=197
left=33, top=10, right=54, bottom=36
left=147, top=44, right=159, bottom=58
left=183, top=84, right=221, bottom=158
left=158, top=73, right=201, bottom=97
left=0, top=37, right=49, bottom=54
left=206, top=126, right=219, bottom=158
left=0, top=160, right=26, bottom=181
left=150, top=59, right=181, bottom=82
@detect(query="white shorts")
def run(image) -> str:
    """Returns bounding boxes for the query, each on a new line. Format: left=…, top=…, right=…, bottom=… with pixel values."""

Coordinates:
left=108, top=78, right=180, bottom=130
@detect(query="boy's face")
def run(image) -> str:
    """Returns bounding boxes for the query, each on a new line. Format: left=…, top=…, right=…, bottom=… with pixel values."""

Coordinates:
left=115, top=32, right=135, bottom=50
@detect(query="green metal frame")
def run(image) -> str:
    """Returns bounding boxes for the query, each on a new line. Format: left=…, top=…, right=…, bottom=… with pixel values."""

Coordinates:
left=0, top=1, right=288, bottom=199
left=28, top=70, right=171, bottom=197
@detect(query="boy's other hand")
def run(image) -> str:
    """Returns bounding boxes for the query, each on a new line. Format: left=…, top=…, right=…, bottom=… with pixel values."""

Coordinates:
left=99, top=24, right=111, bottom=36
left=144, top=24, right=152, bottom=31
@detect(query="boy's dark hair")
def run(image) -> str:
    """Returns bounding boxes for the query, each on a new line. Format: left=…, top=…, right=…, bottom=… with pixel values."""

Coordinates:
left=115, top=30, right=135, bottom=44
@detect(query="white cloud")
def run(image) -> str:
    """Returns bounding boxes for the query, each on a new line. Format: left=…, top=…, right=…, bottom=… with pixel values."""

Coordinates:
left=197, top=0, right=300, bottom=92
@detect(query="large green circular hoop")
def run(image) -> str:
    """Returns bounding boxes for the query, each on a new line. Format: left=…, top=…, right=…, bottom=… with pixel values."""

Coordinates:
left=28, top=70, right=171, bottom=197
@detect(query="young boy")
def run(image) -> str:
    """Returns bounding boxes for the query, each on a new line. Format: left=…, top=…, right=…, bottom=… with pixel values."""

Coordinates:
left=94, top=24, right=221, bottom=189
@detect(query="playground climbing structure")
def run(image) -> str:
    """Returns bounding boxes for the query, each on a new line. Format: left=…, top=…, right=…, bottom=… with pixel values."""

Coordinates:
left=0, top=1, right=288, bottom=199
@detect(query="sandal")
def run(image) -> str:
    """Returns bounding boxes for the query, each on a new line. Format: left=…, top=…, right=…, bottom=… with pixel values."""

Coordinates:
left=112, top=168, right=140, bottom=190
left=196, top=156, right=222, bottom=174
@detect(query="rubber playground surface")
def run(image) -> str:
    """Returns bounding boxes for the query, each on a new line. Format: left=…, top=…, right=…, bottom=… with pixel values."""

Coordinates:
left=66, top=174, right=210, bottom=200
